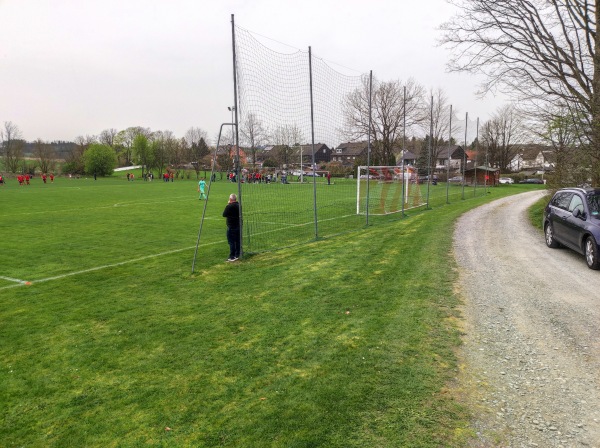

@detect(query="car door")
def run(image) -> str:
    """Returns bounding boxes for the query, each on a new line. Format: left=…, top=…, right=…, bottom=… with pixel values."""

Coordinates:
left=548, top=191, right=573, bottom=246
left=563, top=193, right=586, bottom=251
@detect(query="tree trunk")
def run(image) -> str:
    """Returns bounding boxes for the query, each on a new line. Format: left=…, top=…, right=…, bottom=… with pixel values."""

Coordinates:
left=592, top=0, right=600, bottom=186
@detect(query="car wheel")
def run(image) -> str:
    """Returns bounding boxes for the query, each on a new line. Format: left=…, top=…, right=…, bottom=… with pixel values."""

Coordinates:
left=545, top=223, right=559, bottom=248
left=585, top=237, right=600, bottom=270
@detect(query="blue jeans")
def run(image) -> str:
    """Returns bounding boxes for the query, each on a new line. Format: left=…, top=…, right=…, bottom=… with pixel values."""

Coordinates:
left=227, top=227, right=240, bottom=259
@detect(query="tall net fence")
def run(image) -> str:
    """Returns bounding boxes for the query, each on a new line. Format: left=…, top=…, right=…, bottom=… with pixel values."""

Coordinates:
left=234, top=26, right=367, bottom=252
left=229, top=24, right=488, bottom=254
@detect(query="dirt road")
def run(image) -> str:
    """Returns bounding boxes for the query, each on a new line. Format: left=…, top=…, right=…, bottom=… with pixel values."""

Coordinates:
left=454, top=190, right=600, bottom=447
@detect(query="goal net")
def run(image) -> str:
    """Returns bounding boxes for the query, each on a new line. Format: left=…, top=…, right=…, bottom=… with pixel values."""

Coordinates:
left=356, top=165, right=425, bottom=215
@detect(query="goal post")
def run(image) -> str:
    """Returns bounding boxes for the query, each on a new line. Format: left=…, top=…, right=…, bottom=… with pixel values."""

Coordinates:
left=356, top=165, right=425, bottom=215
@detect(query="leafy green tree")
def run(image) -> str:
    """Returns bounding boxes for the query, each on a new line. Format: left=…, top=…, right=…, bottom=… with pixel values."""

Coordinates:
left=114, top=126, right=150, bottom=166
left=150, top=131, right=166, bottom=177
left=83, top=143, right=117, bottom=176
left=65, top=135, right=95, bottom=175
left=416, top=135, right=431, bottom=175
left=133, top=134, right=154, bottom=179
left=188, top=133, right=210, bottom=179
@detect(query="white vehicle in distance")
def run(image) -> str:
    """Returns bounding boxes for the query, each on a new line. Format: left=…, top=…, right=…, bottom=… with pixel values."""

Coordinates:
left=499, top=177, right=514, bottom=184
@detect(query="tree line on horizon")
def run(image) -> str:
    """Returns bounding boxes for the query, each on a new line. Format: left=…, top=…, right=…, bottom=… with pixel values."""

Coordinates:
left=0, top=123, right=215, bottom=178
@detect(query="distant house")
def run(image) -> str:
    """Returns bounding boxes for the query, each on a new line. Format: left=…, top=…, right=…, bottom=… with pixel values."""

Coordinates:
left=396, top=150, right=417, bottom=166
left=298, top=143, right=331, bottom=166
left=253, top=145, right=292, bottom=167
left=509, top=145, right=554, bottom=172
left=332, top=142, right=368, bottom=166
left=435, top=145, right=468, bottom=171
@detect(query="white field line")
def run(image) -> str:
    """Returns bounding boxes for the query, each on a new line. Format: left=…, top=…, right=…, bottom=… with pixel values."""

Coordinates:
left=0, top=276, right=30, bottom=284
left=0, top=241, right=221, bottom=291
left=0, top=213, right=359, bottom=291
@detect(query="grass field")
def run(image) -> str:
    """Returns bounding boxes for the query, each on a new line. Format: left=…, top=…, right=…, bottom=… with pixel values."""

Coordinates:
left=0, top=174, right=543, bottom=447
left=239, top=175, right=489, bottom=253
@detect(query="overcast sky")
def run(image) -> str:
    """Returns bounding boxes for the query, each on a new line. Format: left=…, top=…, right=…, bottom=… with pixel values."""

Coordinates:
left=0, top=0, right=506, bottom=143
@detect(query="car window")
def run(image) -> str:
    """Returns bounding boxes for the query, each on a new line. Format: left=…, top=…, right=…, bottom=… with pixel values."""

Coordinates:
left=587, top=194, right=600, bottom=216
left=551, top=192, right=573, bottom=210
left=568, top=194, right=584, bottom=214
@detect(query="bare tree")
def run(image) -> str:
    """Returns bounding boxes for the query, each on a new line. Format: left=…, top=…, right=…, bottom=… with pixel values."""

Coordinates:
left=240, top=113, right=267, bottom=169
left=99, top=128, right=118, bottom=148
left=271, top=123, right=304, bottom=167
left=422, top=88, right=459, bottom=171
left=1, top=121, right=25, bottom=173
left=185, top=127, right=209, bottom=149
left=65, top=135, right=96, bottom=174
left=343, top=76, right=426, bottom=165
left=216, top=151, right=234, bottom=174
left=532, top=104, right=590, bottom=187
left=480, top=105, right=526, bottom=171
left=164, top=131, right=179, bottom=168
left=186, top=127, right=210, bottom=178
left=440, top=0, right=600, bottom=182
left=176, top=137, right=190, bottom=168
left=150, top=130, right=179, bottom=177
left=34, top=138, right=56, bottom=174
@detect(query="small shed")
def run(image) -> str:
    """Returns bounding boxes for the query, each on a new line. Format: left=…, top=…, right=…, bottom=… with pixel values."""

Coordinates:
left=464, top=166, right=500, bottom=186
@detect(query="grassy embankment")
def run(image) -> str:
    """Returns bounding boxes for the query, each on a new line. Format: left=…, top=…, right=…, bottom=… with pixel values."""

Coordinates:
left=0, top=176, right=542, bottom=447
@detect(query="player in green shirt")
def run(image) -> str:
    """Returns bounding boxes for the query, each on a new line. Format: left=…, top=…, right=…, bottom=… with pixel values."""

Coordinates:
left=198, top=178, right=207, bottom=200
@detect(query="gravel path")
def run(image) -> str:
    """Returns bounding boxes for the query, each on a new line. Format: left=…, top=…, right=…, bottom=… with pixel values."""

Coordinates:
left=454, top=190, right=600, bottom=447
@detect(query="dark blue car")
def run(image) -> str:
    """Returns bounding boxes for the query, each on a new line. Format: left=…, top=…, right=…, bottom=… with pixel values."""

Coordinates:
left=543, top=187, right=600, bottom=269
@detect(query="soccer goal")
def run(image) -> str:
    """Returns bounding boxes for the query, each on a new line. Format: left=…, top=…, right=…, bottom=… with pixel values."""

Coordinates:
left=356, top=165, right=425, bottom=215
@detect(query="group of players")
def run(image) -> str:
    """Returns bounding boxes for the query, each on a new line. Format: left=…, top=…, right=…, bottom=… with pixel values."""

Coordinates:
left=0, top=173, right=55, bottom=186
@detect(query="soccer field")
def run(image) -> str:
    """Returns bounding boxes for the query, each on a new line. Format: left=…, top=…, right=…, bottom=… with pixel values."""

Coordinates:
left=0, top=175, right=366, bottom=288
left=0, top=176, right=227, bottom=288
left=0, top=174, right=536, bottom=446
left=0, top=175, right=488, bottom=289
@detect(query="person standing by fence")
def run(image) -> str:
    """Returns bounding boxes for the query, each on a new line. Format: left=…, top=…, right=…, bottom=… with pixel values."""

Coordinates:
left=222, top=193, right=241, bottom=262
